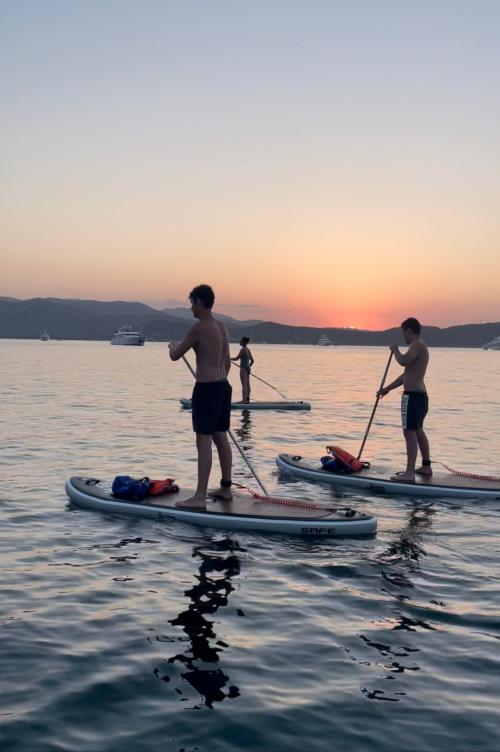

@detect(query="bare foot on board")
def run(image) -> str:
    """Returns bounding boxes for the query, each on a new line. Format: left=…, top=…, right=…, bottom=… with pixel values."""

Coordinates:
left=175, top=495, right=207, bottom=510
left=208, top=487, right=233, bottom=501
left=390, top=472, right=415, bottom=484
left=415, top=466, right=433, bottom=476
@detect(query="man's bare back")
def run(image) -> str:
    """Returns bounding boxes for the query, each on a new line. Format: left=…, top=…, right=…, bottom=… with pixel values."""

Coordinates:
left=192, top=318, right=230, bottom=382
left=169, top=315, right=230, bottom=382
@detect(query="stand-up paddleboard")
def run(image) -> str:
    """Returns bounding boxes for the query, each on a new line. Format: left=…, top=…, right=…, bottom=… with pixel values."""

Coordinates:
left=65, top=477, right=376, bottom=537
left=276, top=454, right=500, bottom=500
left=180, top=398, right=311, bottom=411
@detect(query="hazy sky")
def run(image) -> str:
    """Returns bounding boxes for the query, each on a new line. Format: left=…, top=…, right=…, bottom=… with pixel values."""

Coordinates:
left=2, top=0, right=499, bottom=328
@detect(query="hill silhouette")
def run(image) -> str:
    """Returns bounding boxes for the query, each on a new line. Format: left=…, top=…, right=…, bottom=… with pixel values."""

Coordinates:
left=0, top=296, right=499, bottom=347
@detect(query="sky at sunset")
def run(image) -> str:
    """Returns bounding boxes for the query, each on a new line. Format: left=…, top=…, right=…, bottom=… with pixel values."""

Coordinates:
left=2, top=0, right=499, bottom=329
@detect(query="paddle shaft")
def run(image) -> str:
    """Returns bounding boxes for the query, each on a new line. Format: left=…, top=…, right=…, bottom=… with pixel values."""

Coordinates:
left=357, top=351, right=394, bottom=460
left=180, top=354, right=270, bottom=496
left=237, top=364, right=289, bottom=401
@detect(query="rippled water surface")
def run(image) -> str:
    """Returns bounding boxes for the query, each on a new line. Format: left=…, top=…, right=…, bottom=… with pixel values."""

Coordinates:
left=1, top=341, right=500, bottom=751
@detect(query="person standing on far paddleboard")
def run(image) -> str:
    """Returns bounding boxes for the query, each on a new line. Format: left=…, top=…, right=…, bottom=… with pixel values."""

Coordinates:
left=169, top=284, right=233, bottom=509
left=377, top=317, right=432, bottom=483
left=231, top=336, right=254, bottom=403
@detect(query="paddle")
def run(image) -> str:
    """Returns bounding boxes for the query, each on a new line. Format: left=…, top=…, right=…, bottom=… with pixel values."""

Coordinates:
left=181, top=355, right=270, bottom=495
left=357, top=351, right=394, bottom=460
left=234, top=363, right=289, bottom=401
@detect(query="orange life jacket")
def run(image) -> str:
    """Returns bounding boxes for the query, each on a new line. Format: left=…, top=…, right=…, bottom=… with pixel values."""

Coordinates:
left=148, top=478, right=179, bottom=495
left=326, top=446, right=370, bottom=473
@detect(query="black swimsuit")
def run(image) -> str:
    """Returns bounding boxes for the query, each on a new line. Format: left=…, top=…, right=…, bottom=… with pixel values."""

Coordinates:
left=401, top=391, right=428, bottom=431
left=191, top=379, right=232, bottom=435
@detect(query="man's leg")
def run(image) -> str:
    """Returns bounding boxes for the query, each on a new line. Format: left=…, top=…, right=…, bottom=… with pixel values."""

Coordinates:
left=210, top=432, right=233, bottom=500
left=175, top=433, right=212, bottom=509
left=404, top=429, right=418, bottom=475
left=416, top=428, right=432, bottom=475
left=391, top=429, right=417, bottom=482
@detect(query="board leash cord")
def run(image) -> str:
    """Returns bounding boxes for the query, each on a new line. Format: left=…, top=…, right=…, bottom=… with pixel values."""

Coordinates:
left=437, top=462, right=500, bottom=484
left=233, top=483, right=346, bottom=513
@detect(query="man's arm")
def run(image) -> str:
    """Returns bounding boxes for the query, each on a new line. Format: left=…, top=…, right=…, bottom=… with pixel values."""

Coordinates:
left=168, top=324, right=199, bottom=361
left=390, top=341, right=419, bottom=366
left=378, top=373, right=404, bottom=397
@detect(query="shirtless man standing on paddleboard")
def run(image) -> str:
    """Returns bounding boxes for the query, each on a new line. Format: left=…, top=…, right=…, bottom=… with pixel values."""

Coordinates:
left=377, top=317, right=432, bottom=483
left=169, top=284, right=233, bottom=509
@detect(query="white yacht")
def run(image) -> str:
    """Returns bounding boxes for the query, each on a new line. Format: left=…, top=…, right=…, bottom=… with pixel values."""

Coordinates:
left=110, top=325, right=145, bottom=346
left=317, top=334, right=333, bottom=346
left=482, top=336, right=500, bottom=350
left=40, top=329, right=50, bottom=341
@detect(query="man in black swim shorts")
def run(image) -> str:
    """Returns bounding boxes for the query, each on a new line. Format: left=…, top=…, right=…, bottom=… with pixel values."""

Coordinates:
left=377, top=317, right=432, bottom=483
left=169, top=284, right=233, bottom=509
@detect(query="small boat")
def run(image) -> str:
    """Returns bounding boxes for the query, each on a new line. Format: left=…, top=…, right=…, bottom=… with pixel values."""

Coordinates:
left=65, top=476, right=376, bottom=537
left=276, top=454, right=500, bottom=499
left=317, top=334, right=333, bottom=346
left=110, top=325, right=145, bottom=346
left=180, top=398, right=311, bottom=411
left=482, top=336, right=500, bottom=350
left=40, top=329, right=50, bottom=341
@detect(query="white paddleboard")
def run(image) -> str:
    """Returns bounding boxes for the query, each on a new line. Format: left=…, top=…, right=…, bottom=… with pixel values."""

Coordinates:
left=180, top=398, right=311, bottom=411
left=276, top=454, right=500, bottom=499
left=65, top=476, right=376, bottom=537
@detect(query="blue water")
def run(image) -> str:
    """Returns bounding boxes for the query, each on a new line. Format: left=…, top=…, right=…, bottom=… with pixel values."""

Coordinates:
left=1, top=341, right=500, bottom=751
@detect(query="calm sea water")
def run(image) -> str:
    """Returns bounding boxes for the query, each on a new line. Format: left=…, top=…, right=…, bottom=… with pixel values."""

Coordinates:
left=1, top=340, right=500, bottom=752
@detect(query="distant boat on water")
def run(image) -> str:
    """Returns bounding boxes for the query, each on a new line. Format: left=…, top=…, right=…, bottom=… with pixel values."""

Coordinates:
left=40, top=329, right=50, bottom=341
left=482, top=336, right=500, bottom=350
left=317, top=334, right=333, bottom=346
left=110, top=325, right=145, bottom=346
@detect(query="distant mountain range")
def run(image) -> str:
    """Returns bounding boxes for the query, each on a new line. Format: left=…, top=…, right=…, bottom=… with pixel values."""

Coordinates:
left=160, top=306, right=263, bottom=327
left=1, top=296, right=499, bottom=347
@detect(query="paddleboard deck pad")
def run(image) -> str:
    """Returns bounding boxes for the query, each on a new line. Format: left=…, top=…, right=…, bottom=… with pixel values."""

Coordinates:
left=65, top=476, right=376, bottom=536
left=180, top=398, right=311, bottom=411
left=276, top=454, right=500, bottom=500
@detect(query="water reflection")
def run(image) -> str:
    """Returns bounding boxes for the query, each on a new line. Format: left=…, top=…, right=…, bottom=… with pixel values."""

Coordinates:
left=378, top=503, right=435, bottom=569
left=160, top=538, right=243, bottom=708
left=234, top=409, right=253, bottom=446
left=357, top=503, right=436, bottom=701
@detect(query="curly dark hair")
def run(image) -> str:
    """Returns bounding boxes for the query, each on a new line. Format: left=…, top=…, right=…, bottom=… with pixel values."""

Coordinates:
left=189, top=284, right=215, bottom=309
left=401, top=317, right=421, bottom=335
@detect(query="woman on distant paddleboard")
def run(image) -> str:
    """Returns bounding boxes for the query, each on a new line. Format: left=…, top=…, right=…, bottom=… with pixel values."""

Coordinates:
left=377, top=317, right=432, bottom=483
left=231, top=337, right=254, bottom=403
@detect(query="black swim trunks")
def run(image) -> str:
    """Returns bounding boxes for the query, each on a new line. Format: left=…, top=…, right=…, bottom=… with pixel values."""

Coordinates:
left=192, top=379, right=232, bottom=435
left=401, top=390, right=428, bottom=431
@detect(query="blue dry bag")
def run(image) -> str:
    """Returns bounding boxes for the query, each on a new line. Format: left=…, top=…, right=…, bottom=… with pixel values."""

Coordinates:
left=112, top=475, right=151, bottom=501
left=320, top=455, right=353, bottom=474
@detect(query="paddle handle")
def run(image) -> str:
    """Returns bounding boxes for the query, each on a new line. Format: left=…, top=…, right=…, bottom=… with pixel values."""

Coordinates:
left=180, top=354, right=269, bottom=496
left=357, top=351, right=394, bottom=460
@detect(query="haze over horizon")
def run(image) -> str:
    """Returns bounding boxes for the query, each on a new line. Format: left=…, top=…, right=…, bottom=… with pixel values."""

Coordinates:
left=2, top=1, right=499, bottom=329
